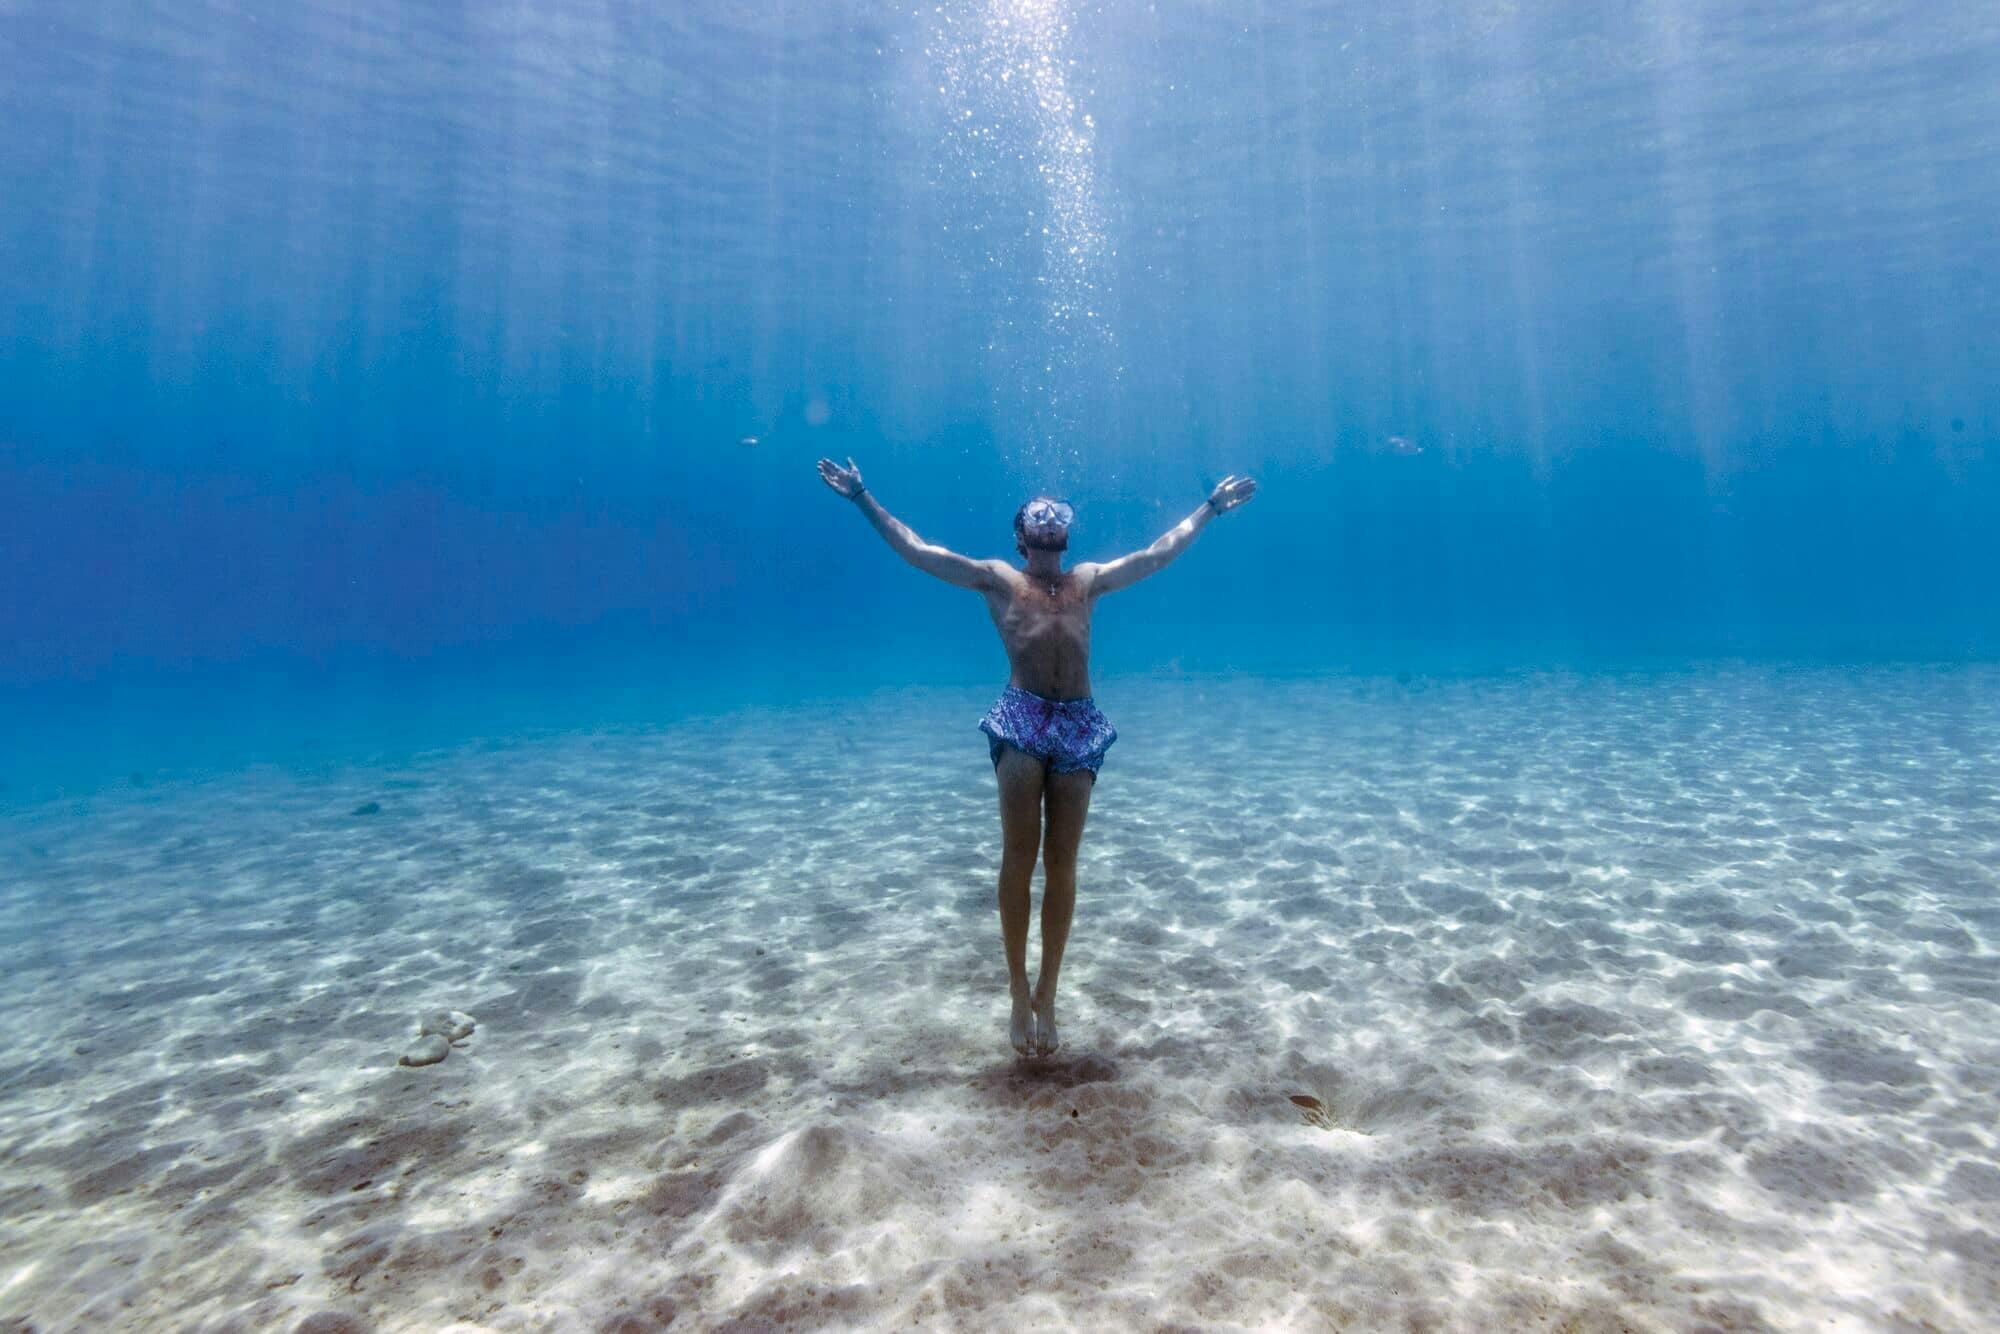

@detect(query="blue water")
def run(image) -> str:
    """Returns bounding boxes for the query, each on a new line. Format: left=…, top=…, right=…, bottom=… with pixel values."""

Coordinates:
left=5, top=0, right=1998, bottom=798
left=3, top=3, right=1999, bottom=1328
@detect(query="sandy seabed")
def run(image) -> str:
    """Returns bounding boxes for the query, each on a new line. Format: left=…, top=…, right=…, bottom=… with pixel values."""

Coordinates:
left=2, top=666, right=1997, bottom=1332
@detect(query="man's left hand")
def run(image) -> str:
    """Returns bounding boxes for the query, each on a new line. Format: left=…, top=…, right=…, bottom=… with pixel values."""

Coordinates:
left=1209, top=474, right=1257, bottom=513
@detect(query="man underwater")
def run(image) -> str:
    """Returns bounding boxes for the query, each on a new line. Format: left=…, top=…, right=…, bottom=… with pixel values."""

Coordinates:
left=816, top=457, right=1258, bottom=1056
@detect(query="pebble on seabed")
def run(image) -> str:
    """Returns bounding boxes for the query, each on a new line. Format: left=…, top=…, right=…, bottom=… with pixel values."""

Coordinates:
left=399, top=1034, right=450, bottom=1067
left=421, top=1010, right=477, bottom=1043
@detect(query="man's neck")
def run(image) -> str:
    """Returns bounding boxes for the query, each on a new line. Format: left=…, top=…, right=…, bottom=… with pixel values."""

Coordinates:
left=1023, top=550, right=1064, bottom=582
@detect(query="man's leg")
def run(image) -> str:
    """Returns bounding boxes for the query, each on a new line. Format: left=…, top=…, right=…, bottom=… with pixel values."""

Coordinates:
left=1032, top=768, right=1094, bottom=1056
left=995, top=744, right=1044, bottom=1055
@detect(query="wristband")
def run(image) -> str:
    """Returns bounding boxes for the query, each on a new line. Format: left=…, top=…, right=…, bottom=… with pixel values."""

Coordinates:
left=1203, top=496, right=1219, bottom=516
left=851, top=485, right=868, bottom=502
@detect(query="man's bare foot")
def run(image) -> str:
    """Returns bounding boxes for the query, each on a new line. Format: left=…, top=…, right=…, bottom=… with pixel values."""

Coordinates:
left=1031, top=986, right=1060, bottom=1057
left=1010, top=988, right=1035, bottom=1056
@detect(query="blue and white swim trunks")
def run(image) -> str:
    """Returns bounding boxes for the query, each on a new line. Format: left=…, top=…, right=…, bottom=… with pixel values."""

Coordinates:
left=977, top=685, right=1117, bottom=779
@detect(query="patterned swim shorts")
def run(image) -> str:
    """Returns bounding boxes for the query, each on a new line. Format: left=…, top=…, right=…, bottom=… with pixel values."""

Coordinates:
left=977, top=684, right=1117, bottom=779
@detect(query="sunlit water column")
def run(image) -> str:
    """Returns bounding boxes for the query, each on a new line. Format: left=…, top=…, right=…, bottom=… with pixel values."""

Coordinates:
left=930, top=0, right=1115, bottom=481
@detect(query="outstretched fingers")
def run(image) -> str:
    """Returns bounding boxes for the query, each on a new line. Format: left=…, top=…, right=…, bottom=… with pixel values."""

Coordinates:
left=817, top=457, right=863, bottom=496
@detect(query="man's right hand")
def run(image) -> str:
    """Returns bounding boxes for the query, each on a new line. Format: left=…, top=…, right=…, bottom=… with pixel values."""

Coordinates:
left=817, top=456, right=865, bottom=500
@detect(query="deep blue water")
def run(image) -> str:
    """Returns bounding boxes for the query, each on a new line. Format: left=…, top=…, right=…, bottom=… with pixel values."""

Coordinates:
left=4, top=0, right=1998, bottom=794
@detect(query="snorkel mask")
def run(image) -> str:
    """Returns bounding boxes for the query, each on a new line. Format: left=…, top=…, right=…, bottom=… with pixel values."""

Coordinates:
left=1017, top=497, right=1074, bottom=550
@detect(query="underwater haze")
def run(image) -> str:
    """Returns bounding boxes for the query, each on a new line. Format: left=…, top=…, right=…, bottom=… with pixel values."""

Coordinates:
left=3, top=1, right=1999, bottom=1330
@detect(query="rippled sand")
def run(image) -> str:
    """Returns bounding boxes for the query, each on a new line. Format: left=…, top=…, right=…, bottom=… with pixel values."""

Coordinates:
left=2, top=667, right=1996, bottom=1331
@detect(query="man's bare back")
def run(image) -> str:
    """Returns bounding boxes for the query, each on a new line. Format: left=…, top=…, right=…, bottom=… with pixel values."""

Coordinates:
left=815, top=458, right=1256, bottom=1056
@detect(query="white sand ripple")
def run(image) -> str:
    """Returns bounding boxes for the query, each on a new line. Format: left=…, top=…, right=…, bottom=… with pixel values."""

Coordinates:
left=0, top=666, right=1996, bottom=1330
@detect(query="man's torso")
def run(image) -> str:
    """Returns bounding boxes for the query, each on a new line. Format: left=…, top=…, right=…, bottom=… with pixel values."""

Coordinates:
left=982, top=567, right=1095, bottom=700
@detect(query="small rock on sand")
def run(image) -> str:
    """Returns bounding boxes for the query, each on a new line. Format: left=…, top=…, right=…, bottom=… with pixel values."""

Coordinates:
left=292, top=1312, right=372, bottom=1334
left=293, top=1313, right=372, bottom=1334
left=400, top=1034, right=450, bottom=1067
left=421, top=1010, right=476, bottom=1043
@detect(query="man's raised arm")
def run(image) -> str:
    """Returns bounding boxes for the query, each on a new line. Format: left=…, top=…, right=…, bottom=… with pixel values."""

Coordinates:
left=1083, top=474, right=1257, bottom=596
left=817, top=456, right=1005, bottom=592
